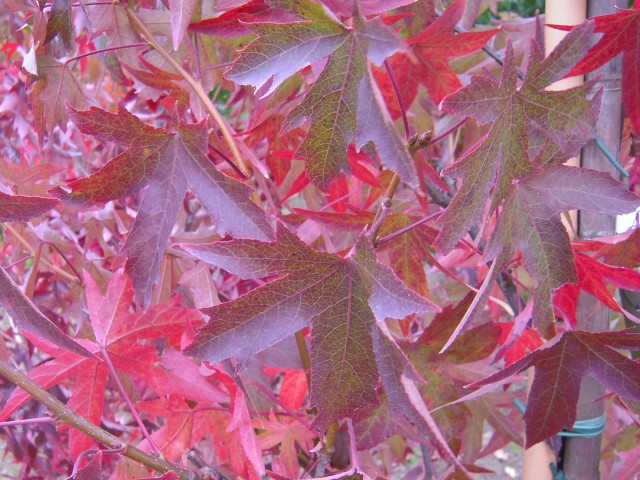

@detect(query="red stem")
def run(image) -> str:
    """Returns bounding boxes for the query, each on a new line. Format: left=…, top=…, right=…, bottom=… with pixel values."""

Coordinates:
left=384, top=59, right=410, bottom=141
left=430, top=117, right=469, bottom=145
left=100, top=348, right=162, bottom=456
left=376, top=210, right=442, bottom=246
left=64, top=43, right=148, bottom=67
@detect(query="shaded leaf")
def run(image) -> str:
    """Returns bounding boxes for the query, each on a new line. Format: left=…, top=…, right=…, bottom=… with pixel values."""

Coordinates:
left=182, top=222, right=437, bottom=429
left=436, top=23, right=600, bottom=253
left=0, top=191, right=58, bottom=221
left=27, top=54, right=88, bottom=142
left=51, top=104, right=273, bottom=306
left=0, top=267, right=93, bottom=358
left=169, top=0, right=197, bottom=50
left=409, top=0, right=498, bottom=105
left=44, top=0, right=73, bottom=52
left=469, top=330, right=640, bottom=447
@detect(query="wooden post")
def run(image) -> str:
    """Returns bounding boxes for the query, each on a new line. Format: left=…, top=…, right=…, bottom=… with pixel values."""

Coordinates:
left=563, top=1, right=625, bottom=479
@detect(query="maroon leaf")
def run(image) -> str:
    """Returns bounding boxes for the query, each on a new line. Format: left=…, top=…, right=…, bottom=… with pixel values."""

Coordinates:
left=0, top=268, right=93, bottom=358
left=182, top=222, right=437, bottom=429
left=468, top=330, right=640, bottom=447
left=436, top=23, right=600, bottom=253
left=0, top=191, right=58, bottom=221
left=51, top=104, right=273, bottom=306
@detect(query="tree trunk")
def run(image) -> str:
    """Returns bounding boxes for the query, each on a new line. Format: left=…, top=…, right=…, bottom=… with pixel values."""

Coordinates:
left=563, top=1, right=626, bottom=478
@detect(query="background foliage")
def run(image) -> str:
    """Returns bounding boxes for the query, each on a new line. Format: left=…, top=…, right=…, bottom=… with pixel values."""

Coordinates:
left=1, top=0, right=640, bottom=478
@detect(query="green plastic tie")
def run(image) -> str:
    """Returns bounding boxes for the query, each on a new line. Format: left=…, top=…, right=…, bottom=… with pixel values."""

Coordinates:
left=513, top=398, right=606, bottom=438
left=595, top=134, right=629, bottom=178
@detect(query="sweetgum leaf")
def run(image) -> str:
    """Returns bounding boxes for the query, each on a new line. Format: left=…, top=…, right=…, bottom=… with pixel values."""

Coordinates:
left=551, top=2, right=640, bottom=133
left=27, top=54, right=88, bottom=143
left=0, top=270, right=220, bottom=457
left=0, top=268, right=93, bottom=358
left=228, top=0, right=415, bottom=189
left=436, top=22, right=599, bottom=253
left=408, top=0, right=498, bottom=105
left=0, top=191, right=58, bottom=221
left=227, top=0, right=348, bottom=95
left=282, top=13, right=415, bottom=189
left=372, top=323, right=472, bottom=479
left=468, top=330, right=640, bottom=447
left=484, top=165, right=640, bottom=336
left=44, top=0, right=73, bottom=52
left=182, top=222, right=437, bottom=430
left=51, top=104, right=273, bottom=306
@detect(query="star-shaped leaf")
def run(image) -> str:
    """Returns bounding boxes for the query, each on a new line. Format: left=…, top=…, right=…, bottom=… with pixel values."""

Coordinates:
left=51, top=104, right=273, bottom=306
left=408, top=0, right=498, bottom=105
left=484, top=165, right=640, bottom=337
left=468, top=330, right=640, bottom=447
left=182, top=222, right=437, bottom=430
left=551, top=1, right=640, bottom=133
left=0, top=270, right=223, bottom=458
left=27, top=54, right=88, bottom=143
left=436, top=22, right=600, bottom=253
left=228, top=0, right=416, bottom=190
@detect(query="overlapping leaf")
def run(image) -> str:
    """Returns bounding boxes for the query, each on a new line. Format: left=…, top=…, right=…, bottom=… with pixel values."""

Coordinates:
left=408, top=0, right=498, bottom=105
left=0, top=268, right=92, bottom=358
left=552, top=1, right=640, bottom=133
left=436, top=22, right=600, bottom=252
left=483, top=165, right=640, bottom=337
left=0, top=270, right=224, bottom=457
left=0, top=191, right=58, bottom=221
left=51, top=104, right=273, bottom=306
left=469, top=330, right=640, bottom=447
left=228, top=0, right=416, bottom=189
left=555, top=252, right=640, bottom=326
left=182, top=222, right=437, bottom=429
left=27, top=54, right=88, bottom=142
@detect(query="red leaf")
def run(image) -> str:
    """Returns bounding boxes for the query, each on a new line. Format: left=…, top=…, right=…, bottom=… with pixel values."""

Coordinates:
left=52, top=104, right=273, bottom=306
left=409, top=0, right=498, bottom=105
left=469, top=330, right=640, bottom=447
left=0, top=191, right=58, bottom=221
left=555, top=253, right=640, bottom=326
left=182, top=222, right=437, bottom=429
left=551, top=4, right=640, bottom=133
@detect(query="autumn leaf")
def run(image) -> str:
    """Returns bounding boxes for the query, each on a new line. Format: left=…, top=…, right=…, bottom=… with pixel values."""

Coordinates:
left=482, top=165, right=640, bottom=337
left=436, top=22, right=600, bottom=253
left=0, top=270, right=223, bottom=458
left=294, top=208, right=438, bottom=297
left=27, top=54, right=88, bottom=142
left=408, top=0, right=498, bottom=105
left=372, top=323, right=473, bottom=479
left=0, top=268, right=92, bottom=358
left=44, top=0, right=74, bottom=52
left=253, top=412, right=315, bottom=478
left=182, top=222, right=437, bottom=429
left=51, top=104, right=273, bottom=306
left=550, top=1, right=640, bottom=133
left=554, top=252, right=640, bottom=326
left=468, top=330, right=640, bottom=447
left=0, top=191, right=58, bottom=221
left=228, top=0, right=416, bottom=189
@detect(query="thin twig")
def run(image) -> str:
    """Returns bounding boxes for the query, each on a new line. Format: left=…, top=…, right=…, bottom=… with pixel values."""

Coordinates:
left=123, top=3, right=250, bottom=177
left=100, top=348, right=162, bottom=456
left=0, top=359, right=189, bottom=478
left=3, top=224, right=78, bottom=283
left=384, top=59, right=410, bottom=141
